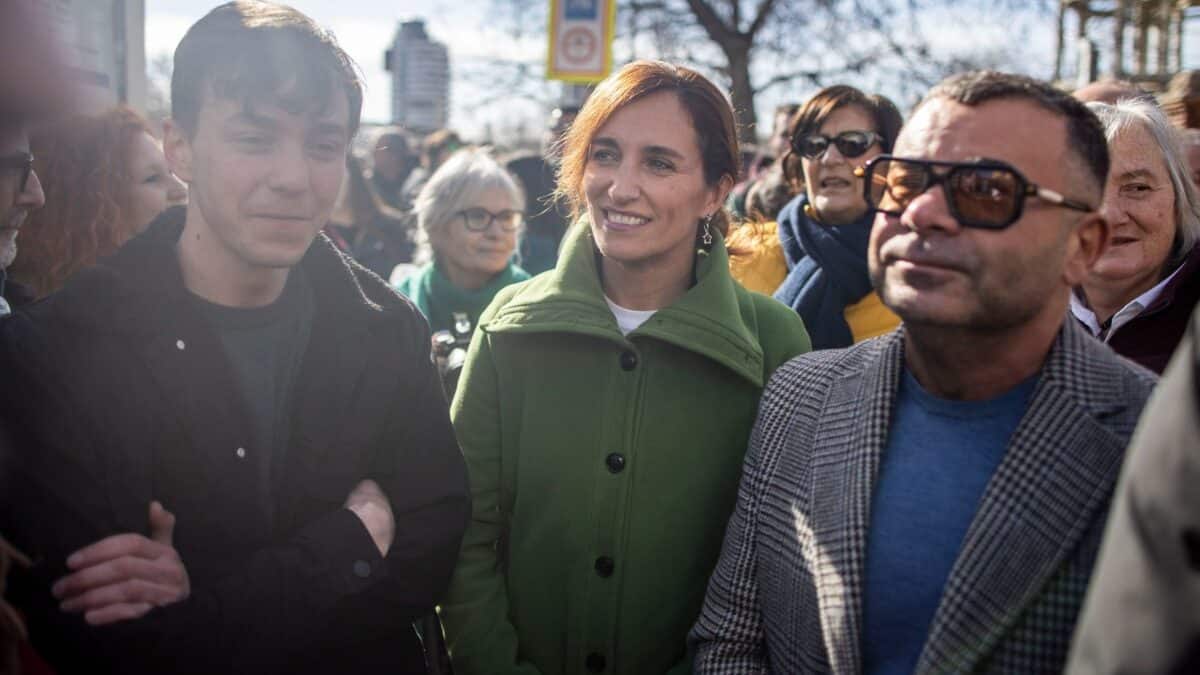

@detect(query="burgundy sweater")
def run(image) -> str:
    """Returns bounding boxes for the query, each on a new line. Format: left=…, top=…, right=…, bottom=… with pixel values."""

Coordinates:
left=1104, top=244, right=1200, bottom=374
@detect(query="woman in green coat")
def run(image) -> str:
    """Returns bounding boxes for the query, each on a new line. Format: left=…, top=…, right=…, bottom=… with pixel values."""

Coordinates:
left=440, top=60, right=811, bottom=675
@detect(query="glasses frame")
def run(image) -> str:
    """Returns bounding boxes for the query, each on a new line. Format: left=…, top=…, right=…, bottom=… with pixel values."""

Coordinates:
left=791, top=130, right=883, bottom=160
left=0, top=153, right=33, bottom=193
left=858, top=154, right=1095, bottom=230
left=456, top=207, right=524, bottom=233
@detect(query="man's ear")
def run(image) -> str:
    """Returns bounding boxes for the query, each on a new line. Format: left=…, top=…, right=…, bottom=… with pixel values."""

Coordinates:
left=1063, top=211, right=1109, bottom=287
left=162, top=119, right=194, bottom=183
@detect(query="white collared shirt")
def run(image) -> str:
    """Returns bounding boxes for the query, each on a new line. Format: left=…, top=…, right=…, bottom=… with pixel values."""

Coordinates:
left=1071, top=263, right=1186, bottom=341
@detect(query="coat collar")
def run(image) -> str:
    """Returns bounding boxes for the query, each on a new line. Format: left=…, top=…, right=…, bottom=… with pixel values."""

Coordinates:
left=810, top=320, right=1144, bottom=673
left=482, top=220, right=767, bottom=386
left=50, top=206, right=403, bottom=335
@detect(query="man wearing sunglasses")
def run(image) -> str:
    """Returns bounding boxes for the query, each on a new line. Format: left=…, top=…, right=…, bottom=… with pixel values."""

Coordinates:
left=0, top=120, right=45, bottom=315
left=693, top=72, right=1156, bottom=674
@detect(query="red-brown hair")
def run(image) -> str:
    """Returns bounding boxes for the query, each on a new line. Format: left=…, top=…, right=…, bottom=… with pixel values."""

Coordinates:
left=10, top=106, right=154, bottom=298
left=556, top=60, right=740, bottom=240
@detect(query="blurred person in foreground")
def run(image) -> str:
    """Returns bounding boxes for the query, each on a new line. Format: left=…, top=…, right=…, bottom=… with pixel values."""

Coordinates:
left=692, top=71, right=1155, bottom=673
left=0, top=0, right=75, bottom=671
left=439, top=60, right=810, bottom=675
left=395, top=147, right=529, bottom=336
left=0, top=116, right=45, bottom=315
left=325, top=154, right=414, bottom=278
left=1065, top=309, right=1200, bottom=674
left=1071, top=99, right=1200, bottom=373
left=772, top=85, right=904, bottom=348
left=9, top=106, right=186, bottom=299
left=0, top=2, right=468, bottom=673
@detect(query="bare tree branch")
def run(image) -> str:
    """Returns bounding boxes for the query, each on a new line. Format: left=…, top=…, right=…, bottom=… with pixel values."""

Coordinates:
left=747, top=0, right=780, bottom=37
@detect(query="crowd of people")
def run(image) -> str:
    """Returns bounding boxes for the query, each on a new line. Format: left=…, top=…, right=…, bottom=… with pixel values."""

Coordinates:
left=0, top=1, right=1198, bottom=674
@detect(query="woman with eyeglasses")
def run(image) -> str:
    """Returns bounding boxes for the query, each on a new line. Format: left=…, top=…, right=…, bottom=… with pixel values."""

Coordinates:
left=438, top=60, right=810, bottom=675
left=394, top=147, right=530, bottom=336
left=771, top=85, right=904, bottom=349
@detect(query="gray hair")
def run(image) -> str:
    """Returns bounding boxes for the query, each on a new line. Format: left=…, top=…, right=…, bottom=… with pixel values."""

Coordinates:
left=1087, top=98, right=1200, bottom=266
left=412, top=146, right=526, bottom=263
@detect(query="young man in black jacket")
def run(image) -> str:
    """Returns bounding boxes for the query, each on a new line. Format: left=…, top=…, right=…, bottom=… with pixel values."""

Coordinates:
left=0, top=3, right=469, bottom=673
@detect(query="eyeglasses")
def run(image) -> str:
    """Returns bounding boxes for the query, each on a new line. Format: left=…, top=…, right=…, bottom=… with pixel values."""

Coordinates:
left=857, top=155, right=1095, bottom=230
left=0, top=153, right=33, bottom=193
left=791, top=130, right=882, bottom=159
left=457, top=207, right=523, bottom=232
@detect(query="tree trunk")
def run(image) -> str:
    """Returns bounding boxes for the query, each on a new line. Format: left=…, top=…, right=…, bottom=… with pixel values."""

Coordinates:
left=725, top=42, right=757, bottom=146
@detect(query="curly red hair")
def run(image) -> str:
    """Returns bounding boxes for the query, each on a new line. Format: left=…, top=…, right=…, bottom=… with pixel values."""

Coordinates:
left=9, top=106, right=154, bottom=298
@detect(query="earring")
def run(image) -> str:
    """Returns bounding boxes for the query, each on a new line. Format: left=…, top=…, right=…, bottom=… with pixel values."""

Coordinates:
left=702, top=214, right=714, bottom=246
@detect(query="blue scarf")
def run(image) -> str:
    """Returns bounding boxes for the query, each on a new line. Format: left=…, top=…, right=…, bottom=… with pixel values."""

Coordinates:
left=773, top=194, right=875, bottom=349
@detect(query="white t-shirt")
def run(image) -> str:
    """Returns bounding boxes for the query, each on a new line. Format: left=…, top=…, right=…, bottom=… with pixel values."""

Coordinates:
left=605, top=295, right=657, bottom=336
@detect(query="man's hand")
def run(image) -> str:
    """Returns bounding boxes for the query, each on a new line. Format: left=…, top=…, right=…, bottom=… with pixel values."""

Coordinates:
left=52, top=501, right=190, bottom=626
left=344, top=479, right=395, bottom=557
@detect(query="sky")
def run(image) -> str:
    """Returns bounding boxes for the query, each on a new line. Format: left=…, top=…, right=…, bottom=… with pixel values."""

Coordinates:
left=144, top=1, right=1200, bottom=145
left=145, top=0, right=554, bottom=144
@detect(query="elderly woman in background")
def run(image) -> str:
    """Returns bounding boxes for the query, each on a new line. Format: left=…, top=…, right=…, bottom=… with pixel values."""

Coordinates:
left=439, top=60, right=809, bottom=675
left=9, top=106, right=186, bottom=298
left=394, top=147, right=529, bottom=336
left=772, top=85, right=904, bottom=349
left=1073, top=99, right=1200, bottom=373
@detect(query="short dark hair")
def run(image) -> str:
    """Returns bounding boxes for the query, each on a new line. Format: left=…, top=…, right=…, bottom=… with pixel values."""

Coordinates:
left=171, top=1, right=363, bottom=137
left=920, top=71, right=1109, bottom=195
left=782, top=85, right=903, bottom=187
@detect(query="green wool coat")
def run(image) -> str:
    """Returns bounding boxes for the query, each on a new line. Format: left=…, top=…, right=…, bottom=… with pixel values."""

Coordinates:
left=440, top=222, right=811, bottom=675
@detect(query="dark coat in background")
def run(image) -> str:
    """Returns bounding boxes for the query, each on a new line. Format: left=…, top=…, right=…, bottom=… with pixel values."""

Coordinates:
left=0, top=208, right=470, bottom=674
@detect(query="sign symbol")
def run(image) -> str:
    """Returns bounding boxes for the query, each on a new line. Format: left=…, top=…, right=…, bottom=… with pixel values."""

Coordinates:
left=561, top=27, right=597, bottom=65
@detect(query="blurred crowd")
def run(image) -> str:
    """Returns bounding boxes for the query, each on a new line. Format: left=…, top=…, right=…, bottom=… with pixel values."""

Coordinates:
left=1, top=1, right=1199, bottom=675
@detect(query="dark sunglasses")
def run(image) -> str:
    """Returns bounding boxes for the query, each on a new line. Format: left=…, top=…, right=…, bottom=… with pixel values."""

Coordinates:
left=0, top=153, right=33, bottom=193
left=791, top=130, right=882, bottom=159
left=458, top=207, right=523, bottom=232
left=857, top=155, right=1095, bottom=230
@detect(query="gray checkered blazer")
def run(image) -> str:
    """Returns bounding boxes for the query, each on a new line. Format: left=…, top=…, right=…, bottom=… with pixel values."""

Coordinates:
left=691, top=320, right=1156, bottom=674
